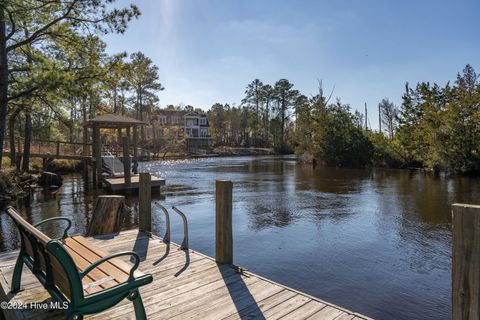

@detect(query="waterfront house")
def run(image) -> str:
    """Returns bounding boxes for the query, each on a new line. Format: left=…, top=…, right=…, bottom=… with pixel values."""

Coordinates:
left=148, top=108, right=212, bottom=154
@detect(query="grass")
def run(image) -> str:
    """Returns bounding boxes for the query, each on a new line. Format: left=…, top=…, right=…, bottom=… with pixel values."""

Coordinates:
left=30, top=158, right=82, bottom=173
left=0, top=167, right=15, bottom=196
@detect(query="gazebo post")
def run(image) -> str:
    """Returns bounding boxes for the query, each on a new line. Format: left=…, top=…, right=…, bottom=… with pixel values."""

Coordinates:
left=133, top=125, right=139, bottom=161
left=93, top=123, right=102, bottom=187
left=117, top=128, right=122, bottom=149
left=82, top=125, right=89, bottom=183
left=126, top=126, right=131, bottom=139
left=126, top=126, right=131, bottom=158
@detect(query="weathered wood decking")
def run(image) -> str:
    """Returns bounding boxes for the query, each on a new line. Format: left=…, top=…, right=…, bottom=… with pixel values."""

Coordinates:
left=104, top=176, right=165, bottom=191
left=0, top=230, right=371, bottom=320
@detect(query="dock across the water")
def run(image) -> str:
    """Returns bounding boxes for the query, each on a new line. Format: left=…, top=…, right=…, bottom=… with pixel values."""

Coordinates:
left=104, top=175, right=165, bottom=191
left=0, top=230, right=371, bottom=320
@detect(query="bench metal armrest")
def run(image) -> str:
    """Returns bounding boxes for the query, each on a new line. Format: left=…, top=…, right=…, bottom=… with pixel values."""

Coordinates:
left=80, top=251, right=140, bottom=281
left=33, top=217, right=72, bottom=239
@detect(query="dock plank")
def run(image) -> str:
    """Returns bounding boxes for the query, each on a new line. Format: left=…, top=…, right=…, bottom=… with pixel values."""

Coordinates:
left=223, top=289, right=297, bottom=320
left=0, top=230, right=372, bottom=320
left=279, top=300, right=327, bottom=320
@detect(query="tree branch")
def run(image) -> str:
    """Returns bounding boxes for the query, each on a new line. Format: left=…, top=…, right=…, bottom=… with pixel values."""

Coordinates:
left=5, top=8, right=16, bottom=40
left=6, top=0, right=78, bottom=53
left=7, top=86, right=39, bottom=101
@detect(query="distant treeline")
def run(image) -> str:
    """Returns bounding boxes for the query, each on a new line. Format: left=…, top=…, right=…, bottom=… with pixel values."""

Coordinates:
left=1, top=2, right=478, bottom=174
left=209, top=65, right=480, bottom=175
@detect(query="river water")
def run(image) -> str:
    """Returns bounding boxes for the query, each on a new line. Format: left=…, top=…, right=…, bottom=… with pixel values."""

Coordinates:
left=1, top=155, right=477, bottom=319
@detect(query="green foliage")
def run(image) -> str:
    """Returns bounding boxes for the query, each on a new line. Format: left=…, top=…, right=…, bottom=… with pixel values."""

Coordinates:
left=0, top=0, right=141, bottom=169
left=396, top=65, right=480, bottom=174
left=367, top=132, right=404, bottom=168
left=312, top=101, right=373, bottom=167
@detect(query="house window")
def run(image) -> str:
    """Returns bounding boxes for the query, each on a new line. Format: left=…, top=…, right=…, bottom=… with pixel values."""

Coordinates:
left=171, top=116, right=181, bottom=124
left=186, top=118, right=197, bottom=127
left=199, top=117, right=207, bottom=125
left=200, top=128, right=209, bottom=137
left=158, top=116, right=167, bottom=124
left=186, top=128, right=192, bottom=136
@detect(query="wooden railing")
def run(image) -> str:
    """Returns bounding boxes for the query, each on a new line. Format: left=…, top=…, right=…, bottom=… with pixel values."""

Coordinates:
left=3, top=138, right=92, bottom=158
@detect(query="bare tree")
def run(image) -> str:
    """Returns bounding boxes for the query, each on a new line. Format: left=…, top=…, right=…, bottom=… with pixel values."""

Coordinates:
left=379, top=98, right=398, bottom=139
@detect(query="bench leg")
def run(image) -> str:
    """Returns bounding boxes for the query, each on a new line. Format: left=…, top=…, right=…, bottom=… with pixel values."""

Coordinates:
left=129, top=290, right=147, bottom=320
left=11, top=256, right=24, bottom=293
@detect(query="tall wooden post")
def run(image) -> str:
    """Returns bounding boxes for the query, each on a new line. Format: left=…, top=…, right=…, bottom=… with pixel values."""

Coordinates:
left=216, top=180, right=233, bottom=264
left=83, top=158, right=89, bottom=184
left=126, top=127, right=131, bottom=157
left=133, top=125, right=139, bottom=161
left=452, top=203, right=480, bottom=319
left=139, top=172, right=151, bottom=232
left=93, top=124, right=102, bottom=186
left=122, top=136, right=131, bottom=185
left=82, top=125, right=89, bottom=182
left=117, top=128, right=122, bottom=146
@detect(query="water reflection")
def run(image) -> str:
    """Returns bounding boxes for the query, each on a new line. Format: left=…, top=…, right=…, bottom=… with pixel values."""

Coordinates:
left=1, top=156, right=479, bottom=320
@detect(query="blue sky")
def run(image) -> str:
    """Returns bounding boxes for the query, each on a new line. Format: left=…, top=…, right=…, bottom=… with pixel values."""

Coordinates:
left=105, top=0, right=479, bottom=128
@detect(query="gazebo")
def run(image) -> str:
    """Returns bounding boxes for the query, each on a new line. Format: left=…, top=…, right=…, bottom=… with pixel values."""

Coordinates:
left=84, top=114, right=146, bottom=185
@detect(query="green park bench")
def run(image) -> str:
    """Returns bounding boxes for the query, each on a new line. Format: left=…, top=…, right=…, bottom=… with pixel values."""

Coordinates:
left=5, top=206, right=153, bottom=320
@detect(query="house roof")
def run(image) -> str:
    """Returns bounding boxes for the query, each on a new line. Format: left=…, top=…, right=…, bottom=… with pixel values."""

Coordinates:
left=84, top=114, right=146, bottom=128
left=185, top=111, right=206, bottom=117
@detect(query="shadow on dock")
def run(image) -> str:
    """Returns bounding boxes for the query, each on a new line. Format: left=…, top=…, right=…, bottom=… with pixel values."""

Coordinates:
left=174, top=250, right=190, bottom=277
left=219, top=266, right=266, bottom=320
left=153, top=242, right=170, bottom=265
left=132, top=232, right=149, bottom=261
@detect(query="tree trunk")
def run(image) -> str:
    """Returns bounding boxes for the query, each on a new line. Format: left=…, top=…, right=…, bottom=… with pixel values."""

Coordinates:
left=113, top=87, right=117, bottom=113
left=69, top=107, right=74, bottom=143
left=139, top=91, right=145, bottom=157
left=0, top=10, right=8, bottom=169
left=152, top=122, right=156, bottom=155
left=21, top=109, right=32, bottom=172
left=8, top=114, right=15, bottom=166
left=86, top=195, right=128, bottom=236
left=264, top=99, right=270, bottom=147
left=81, top=98, right=88, bottom=156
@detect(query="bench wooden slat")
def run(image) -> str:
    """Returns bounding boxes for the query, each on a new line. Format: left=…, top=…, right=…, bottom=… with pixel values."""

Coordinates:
left=71, top=236, right=144, bottom=277
left=63, top=237, right=130, bottom=283
left=63, top=245, right=119, bottom=294
left=47, top=252, right=72, bottom=298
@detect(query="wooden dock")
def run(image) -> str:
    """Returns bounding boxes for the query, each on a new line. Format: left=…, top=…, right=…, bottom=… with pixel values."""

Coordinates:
left=104, top=175, right=165, bottom=191
left=0, top=230, right=371, bottom=320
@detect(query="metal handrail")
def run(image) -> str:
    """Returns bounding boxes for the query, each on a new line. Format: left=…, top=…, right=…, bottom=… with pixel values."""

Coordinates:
left=172, top=206, right=189, bottom=250
left=153, top=202, right=171, bottom=243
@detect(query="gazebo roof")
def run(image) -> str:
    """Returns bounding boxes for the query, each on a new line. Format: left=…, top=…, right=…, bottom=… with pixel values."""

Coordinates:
left=84, top=114, right=147, bottom=128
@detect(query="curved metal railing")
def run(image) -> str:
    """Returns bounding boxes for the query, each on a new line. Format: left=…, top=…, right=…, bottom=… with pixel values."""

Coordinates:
left=172, top=206, right=189, bottom=250
left=153, top=202, right=171, bottom=243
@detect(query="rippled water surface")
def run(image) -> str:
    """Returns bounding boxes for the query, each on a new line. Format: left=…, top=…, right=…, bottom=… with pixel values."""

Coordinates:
left=2, top=155, right=479, bottom=319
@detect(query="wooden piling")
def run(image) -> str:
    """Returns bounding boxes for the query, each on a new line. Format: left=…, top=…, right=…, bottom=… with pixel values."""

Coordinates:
left=133, top=126, right=139, bottom=161
left=93, top=124, right=102, bottom=186
left=452, top=203, right=480, bottom=320
left=215, top=180, right=233, bottom=264
left=122, top=136, right=131, bottom=185
left=139, top=172, right=151, bottom=232
left=86, top=195, right=127, bottom=236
